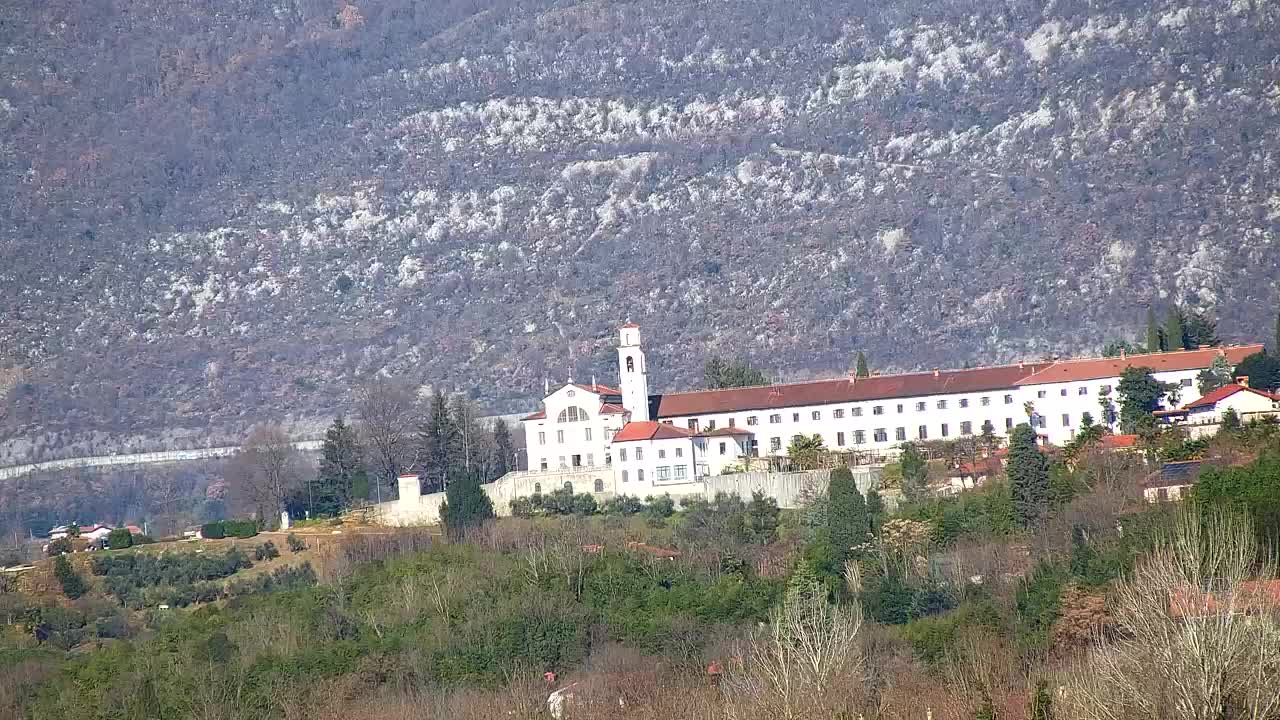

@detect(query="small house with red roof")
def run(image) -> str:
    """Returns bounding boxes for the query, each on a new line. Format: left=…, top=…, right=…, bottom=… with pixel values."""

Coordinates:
left=1156, top=377, right=1280, bottom=438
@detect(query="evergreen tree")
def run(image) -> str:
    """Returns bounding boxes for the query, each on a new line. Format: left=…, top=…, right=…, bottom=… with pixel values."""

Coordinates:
left=1234, top=351, right=1280, bottom=391
left=1184, top=309, right=1218, bottom=348
left=899, top=442, right=930, bottom=501
left=53, top=555, right=87, bottom=599
left=1008, top=424, right=1050, bottom=528
left=491, top=418, right=513, bottom=478
left=439, top=472, right=495, bottom=540
left=1163, top=306, right=1186, bottom=351
left=1117, top=366, right=1174, bottom=432
left=314, top=415, right=365, bottom=515
left=786, top=557, right=824, bottom=604
left=1146, top=307, right=1160, bottom=353
left=744, top=491, right=780, bottom=544
left=418, top=392, right=461, bottom=493
left=827, top=467, right=868, bottom=565
left=704, top=357, right=767, bottom=389
left=1196, top=355, right=1234, bottom=395
left=865, top=488, right=885, bottom=534
left=855, top=351, right=870, bottom=378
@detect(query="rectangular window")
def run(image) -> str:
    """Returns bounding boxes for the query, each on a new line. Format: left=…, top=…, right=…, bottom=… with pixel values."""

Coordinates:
left=637, top=469, right=645, bottom=482
left=1037, top=390, right=1047, bottom=399
left=854, top=430, right=866, bottom=444
left=981, top=396, right=991, bottom=407
left=770, top=414, right=782, bottom=424
left=658, top=449, right=666, bottom=459
left=1060, top=388, right=1069, bottom=397
left=873, top=405, right=884, bottom=416
left=960, top=421, right=972, bottom=435
left=937, top=400, right=947, bottom=409
left=538, top=432, right=546, bottom=445
left=656, top=466, right=671, bottom=481
left=687, top=419, right=698, bottom=429
left=918, top=425, right=928, bottom=440
left=837, top=432, right=846, bottom=446
left=1006, top=418, right=1014, bottom=430
left=619, top=448, right=628, bottom=462
left=895, top=427, right=906, bottom=441
left=1037, top=416, right=1047, bottom=429
left=770, top=437, right=782, bottom=451
left=727, top=418, right=736, bottom=428
left=1181, top=378, right=1193, bottom=388
left=559, top=456, right=567, bottom=468
left=834, top=409, right=846, bottom=419
left=557, top=429, right=565, bottom=443
left=584, top=428, right=592, bottom=442
left=747, top=416, right=759, bottom=426
left=707, top=420, right=716, bottom=430
left=1004, top=394, right=1014, bottom=404
left=719, top=442, right=727, bottom=455
left=873, top=428, right=888, bottom=442
left=674, top=465, right=687, bottom=480
left=792, top=413, right=800, bottom=422
left=852, top=407, right=864, bottom=417
left=1100, top=385, right=1112, bottom=394
left=586, top=453, right=594, bottom=466
left=1078, top=387, right=1088, bottom=395
left=621, top=469, right=628, bottom=482
left=959, top=398, right=969, bottom=409
left=812, top=411, right=821, bottom=421
left=636, top=448, right=644, bottom=461
left=916, top=401, right=926, bottom=411
left=540, top=458, right=548, bottom=470
left=941, top=424, right=950, bottom=438
left=1062, top=413, right=1071, bottom=427
left=676, top=447, right=684, bottom=458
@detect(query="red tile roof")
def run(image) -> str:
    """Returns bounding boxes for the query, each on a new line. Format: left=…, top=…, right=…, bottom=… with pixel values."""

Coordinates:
left=521, top=409, right=546, bottom=421
left=611, top=420, right=696, bottom=442
left=621, top=323, right=640, bottom=329
left=1098, top=434, right=1138, bottom=449
left=696, top=427, right=754, bottom=437
left=599, top=403, right=627, bottom=415
left=652, top=363, right=1051, bottom=418
left=1183, top=383, right=1279, bottom=410
left=1015, top=345, right=1262, bottom=386
left=574, top=383, right=621, bottom=395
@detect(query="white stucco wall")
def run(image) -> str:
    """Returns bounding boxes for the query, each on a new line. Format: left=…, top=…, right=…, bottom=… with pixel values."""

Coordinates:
left=1022, top=368, right=1203, bottom=445
left=523, top=385, right=625, bottom=473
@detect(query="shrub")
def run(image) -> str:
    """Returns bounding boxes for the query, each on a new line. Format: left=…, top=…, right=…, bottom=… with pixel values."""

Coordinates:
left=46, top=538, right=72, bottom=556
left=223, top=519, right=258, bottom=538
left=286, top=534, right=306, bottom=553
left=53, top=555, right=88, bottom=599
left=107, top=528, right=134, bottom=550
left=135, top=535, right=157, bottom=545
left=200, top=522, right=226, bottom=539
left=253, top=542, right=280, bottom=561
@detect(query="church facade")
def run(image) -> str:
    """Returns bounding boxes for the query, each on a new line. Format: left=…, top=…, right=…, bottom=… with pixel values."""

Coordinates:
left=521, top=325, right=1262, bottom=498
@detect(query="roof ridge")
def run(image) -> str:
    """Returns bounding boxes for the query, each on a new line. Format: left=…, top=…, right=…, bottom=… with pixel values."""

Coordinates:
left=1039, top=343, right=1262, bottom=367
left=653, top=361, right=1049, bottom=399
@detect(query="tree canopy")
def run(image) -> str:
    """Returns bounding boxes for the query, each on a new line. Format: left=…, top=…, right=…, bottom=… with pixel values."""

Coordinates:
left=1008, top=424, right=1050, bottom=528
left=1233, top=351, right=1280, bottom=392
left=704, top=357, right=768, bottom=389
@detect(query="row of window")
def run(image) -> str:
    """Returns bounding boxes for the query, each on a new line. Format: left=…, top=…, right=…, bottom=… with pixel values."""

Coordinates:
left=532, top=479, right=607, bottom=494
left=1031, top=378, right=1190, bottom=401
left=617, top=446, right=684, bottom=462
left=760, top=417, right=1017, bottom=451
left=538, top=427, right=597, bottom=445
left=620, top=465, right=689, bottom=483
left=683, top=395, right=1019, bottom=431
left=538, top=452, right=599, bottom=470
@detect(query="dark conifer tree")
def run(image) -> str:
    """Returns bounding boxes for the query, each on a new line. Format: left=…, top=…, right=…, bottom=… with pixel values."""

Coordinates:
left=1008, top=424, right=1050, bottom=528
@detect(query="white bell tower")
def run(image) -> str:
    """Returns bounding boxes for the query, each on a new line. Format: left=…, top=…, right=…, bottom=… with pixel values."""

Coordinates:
left=617, top=324, right=650, bottom=422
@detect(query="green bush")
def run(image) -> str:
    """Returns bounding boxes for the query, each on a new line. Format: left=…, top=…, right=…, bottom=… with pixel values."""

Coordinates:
left=46, top=538, right=72, bottom=556
left=286, top=534, right=306, bottom=553
left=223, top=519, right=259, bottom=538
left=254, top=542, right=280, bottom=561
left=200, top=522, right=226, bottom=539
left=107, top=528, right=133, bottom=550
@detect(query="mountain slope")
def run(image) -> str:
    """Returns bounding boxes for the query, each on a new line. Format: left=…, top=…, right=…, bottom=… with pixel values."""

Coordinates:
left=2, top=0, right=1278, bottom=462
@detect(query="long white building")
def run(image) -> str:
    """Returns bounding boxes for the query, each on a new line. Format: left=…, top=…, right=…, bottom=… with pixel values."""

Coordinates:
left=520, top=326, right=1261, bottom=498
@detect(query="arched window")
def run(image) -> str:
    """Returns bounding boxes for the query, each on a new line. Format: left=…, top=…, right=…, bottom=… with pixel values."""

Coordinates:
left=593, top=479, right=604, bottom=493
left=563, top=481, right=573, bottom=493
left=621, top=470, right=629, bottom=482
left=533, top=483, right=541, bottom=494
left=626, top=356, right=635, bottom=372
left=557, top=406, right=590, bottom=423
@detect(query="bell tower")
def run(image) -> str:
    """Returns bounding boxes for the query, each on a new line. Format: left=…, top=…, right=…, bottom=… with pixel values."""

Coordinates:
left=617, top=324, right=650, bottom=422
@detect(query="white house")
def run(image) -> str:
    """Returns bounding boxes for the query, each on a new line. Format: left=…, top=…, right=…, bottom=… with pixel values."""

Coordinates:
left=519, top=325, right=1262, bottom=498
left=1157, top=378, right=1280, bottom=438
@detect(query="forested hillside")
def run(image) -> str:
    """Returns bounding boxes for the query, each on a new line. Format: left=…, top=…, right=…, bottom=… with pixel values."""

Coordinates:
left=3, top=0, right=1279, bottom=461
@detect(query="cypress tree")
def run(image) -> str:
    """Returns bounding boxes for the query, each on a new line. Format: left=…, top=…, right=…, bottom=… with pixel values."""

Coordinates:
left=53, top=555, right=87, bottom=599
left=315, top=415, right=364, bottom=514
left=418, top=392, right=461, bottom=493
left=439, top=472, right=495, bottom=540
left=828, top=467, right=868, bottom=565
left=899, top=442, right=930, bottom=501
left=1163, top=306, right=1186, bottom=351
left=855, top=351, right=870, bottom=378
left=865, top=487, right=885, bottom=534
left=492, top=418, right=513, bottom=478
left=1008, top=424, right=1050, bottom=528
left=1146, top=307, right=1160, bottom=353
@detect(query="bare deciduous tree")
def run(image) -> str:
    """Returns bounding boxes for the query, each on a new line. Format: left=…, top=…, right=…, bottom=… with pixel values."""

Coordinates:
left=1062, top=506, right=1280, bottom=720
left=226, top=423, right=304, bottom=525
left=353, top=375, right=419, bottom=503
left=725, top=561, right=864, bottom=720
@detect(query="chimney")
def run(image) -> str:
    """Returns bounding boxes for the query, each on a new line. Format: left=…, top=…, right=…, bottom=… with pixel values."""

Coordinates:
left=933, top=368, right=940, bottom=378
left=1236, top=376, right=1250, bottom=388
left=1018, top=360, right=1025, bottom=369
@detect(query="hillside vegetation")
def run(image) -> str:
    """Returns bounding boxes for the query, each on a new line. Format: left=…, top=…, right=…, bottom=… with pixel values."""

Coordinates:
left=3, top=0, right=1280, bottom=461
